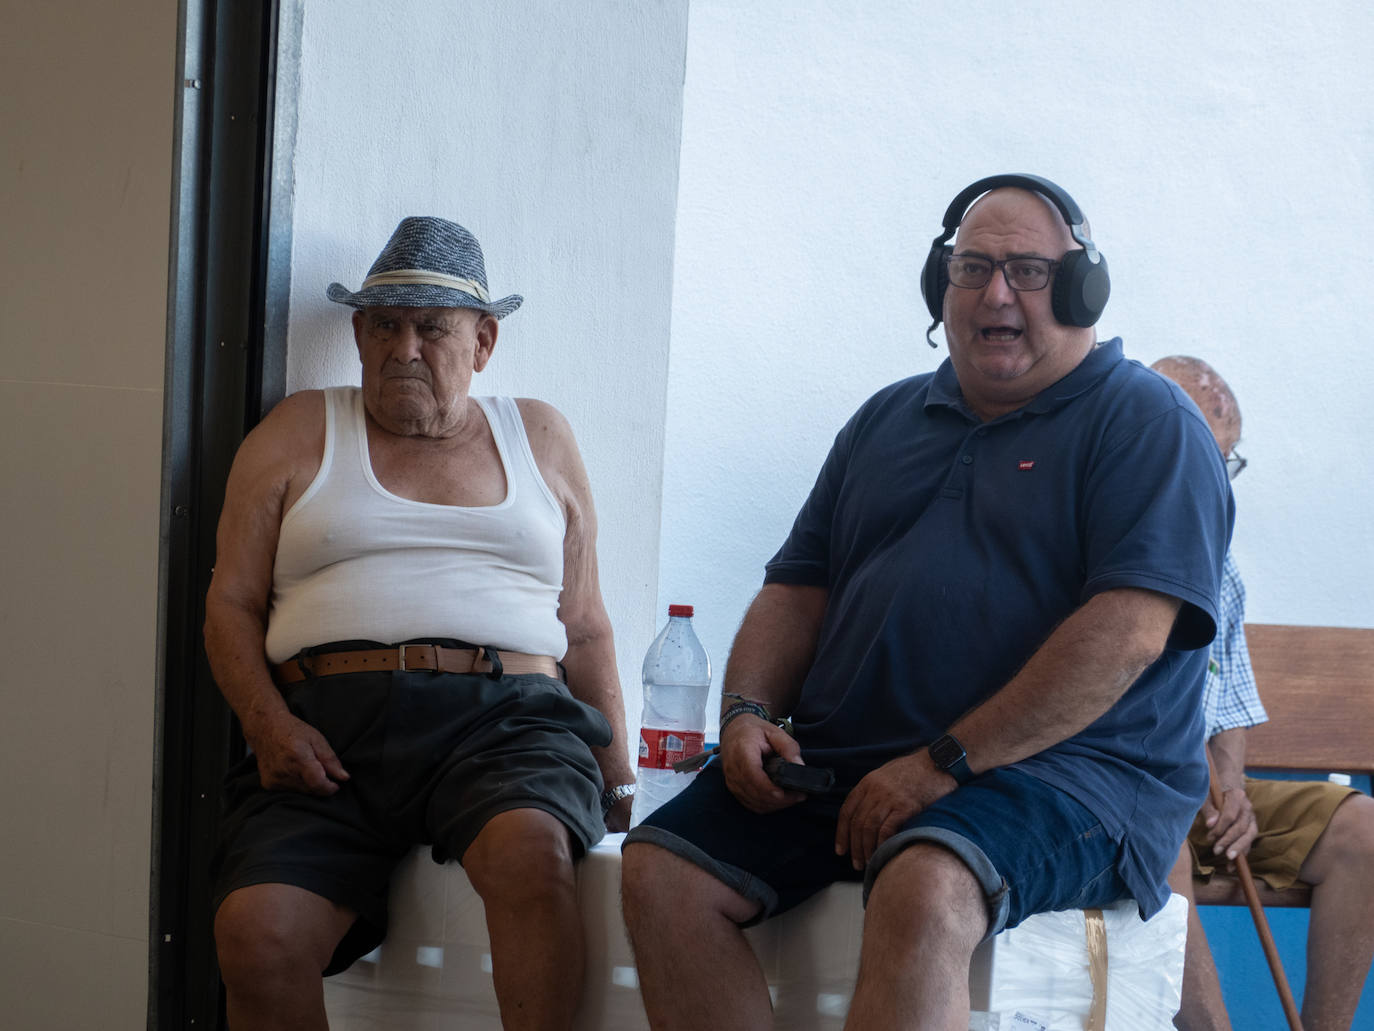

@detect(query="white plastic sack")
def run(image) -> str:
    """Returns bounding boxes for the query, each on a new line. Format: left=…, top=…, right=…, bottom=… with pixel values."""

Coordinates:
left=970, top=894, right=1187, bottom=1031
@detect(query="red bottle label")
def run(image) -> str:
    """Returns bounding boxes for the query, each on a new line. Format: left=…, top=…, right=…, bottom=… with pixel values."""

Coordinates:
left=637, top=728, right=706, bottom=769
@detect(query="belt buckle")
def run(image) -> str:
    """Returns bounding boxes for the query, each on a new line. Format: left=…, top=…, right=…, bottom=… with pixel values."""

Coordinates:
left=397, top=643, right=425, bottom=672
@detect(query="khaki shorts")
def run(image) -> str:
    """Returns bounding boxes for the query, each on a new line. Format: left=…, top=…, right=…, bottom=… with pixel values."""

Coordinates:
left=1188, top=776, right=1357, bottom=890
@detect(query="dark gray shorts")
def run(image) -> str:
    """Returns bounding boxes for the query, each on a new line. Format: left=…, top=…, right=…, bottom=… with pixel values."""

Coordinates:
left=211, top=667, right=611, bottom=974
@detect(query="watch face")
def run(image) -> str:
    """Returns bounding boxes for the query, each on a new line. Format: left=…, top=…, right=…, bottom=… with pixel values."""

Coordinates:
left=930, top=735, right=965, bottom=769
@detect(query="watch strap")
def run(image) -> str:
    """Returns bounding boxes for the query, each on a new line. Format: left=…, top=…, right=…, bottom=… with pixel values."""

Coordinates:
left=600, top=783, right=636, bottom=813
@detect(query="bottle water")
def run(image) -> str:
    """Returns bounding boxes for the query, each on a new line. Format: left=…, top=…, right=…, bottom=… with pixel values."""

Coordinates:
left=629, top=604, right=711, bottom=828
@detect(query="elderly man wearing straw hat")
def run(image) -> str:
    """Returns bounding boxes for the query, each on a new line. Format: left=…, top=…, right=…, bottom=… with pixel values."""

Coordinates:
left=205, top=216, right=636, bottom=1030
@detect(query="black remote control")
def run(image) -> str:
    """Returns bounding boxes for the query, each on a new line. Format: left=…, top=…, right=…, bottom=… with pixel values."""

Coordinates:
left=764, top=756, right=835, bottom=793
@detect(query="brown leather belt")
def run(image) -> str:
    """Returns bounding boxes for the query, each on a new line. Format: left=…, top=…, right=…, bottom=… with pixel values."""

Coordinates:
left=273, top=644, right=560, bottom=685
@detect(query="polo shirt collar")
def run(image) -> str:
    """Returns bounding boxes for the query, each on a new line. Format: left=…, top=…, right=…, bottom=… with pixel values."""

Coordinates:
left=925, top=337, right=1124, bottom=420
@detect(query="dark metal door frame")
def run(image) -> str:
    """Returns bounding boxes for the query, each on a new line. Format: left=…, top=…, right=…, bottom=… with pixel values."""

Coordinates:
left=152, top=0, right=296, bottom=1025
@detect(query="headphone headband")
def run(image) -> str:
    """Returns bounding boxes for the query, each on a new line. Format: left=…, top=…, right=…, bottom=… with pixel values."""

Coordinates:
left=920, top=173, right=1110, bottom=340
left=933, top=173, right=1099, bottom=261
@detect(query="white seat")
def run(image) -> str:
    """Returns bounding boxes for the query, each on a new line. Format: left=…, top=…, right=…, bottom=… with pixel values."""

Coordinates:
left=324, top=834, right=1185, bottom=1030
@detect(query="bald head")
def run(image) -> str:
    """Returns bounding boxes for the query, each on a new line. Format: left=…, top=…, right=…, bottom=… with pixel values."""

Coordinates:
left=1151, top=355, right=1241, bottom=455
left=955, top=188, right=1079, bottom=255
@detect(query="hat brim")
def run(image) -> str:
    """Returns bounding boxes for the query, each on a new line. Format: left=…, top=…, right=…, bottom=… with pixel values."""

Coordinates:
left=326, top=282, right=523, bottom=319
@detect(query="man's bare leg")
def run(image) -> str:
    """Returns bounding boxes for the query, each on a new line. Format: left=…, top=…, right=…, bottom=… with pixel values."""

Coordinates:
left=1296, top=793, right=1374, bottom=1031
left=843, top=842, right=986, bottom=1031
left=462, top=809, right=586, bottom=1031
left=214, top=883, right=357, bottom=1031
left=621, top=841, right=772, bottom=1030
left=1166, top=840, right=1233, bottom=1031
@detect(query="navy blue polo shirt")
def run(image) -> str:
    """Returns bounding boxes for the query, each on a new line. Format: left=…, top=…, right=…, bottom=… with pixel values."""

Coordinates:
left=765, top=339, right=1233, bottom=917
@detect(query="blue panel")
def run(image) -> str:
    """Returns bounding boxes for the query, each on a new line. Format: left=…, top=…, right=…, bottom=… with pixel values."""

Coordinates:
left=1199, top=906, right=1374, bottom=1029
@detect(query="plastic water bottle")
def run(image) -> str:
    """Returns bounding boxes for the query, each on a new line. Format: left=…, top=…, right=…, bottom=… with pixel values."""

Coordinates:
left=629, top=604, right=711, bottom=828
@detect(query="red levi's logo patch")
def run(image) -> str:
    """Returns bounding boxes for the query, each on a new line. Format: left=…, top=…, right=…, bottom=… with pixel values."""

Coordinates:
left=1018, top=460, right=1035, bottom=471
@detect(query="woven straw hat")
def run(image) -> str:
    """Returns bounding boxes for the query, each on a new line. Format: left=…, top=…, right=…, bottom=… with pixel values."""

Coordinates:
left=326, top=216, right=523, bottom=318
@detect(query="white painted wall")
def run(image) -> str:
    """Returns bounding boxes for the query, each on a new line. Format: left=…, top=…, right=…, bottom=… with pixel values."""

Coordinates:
left=661, top=0, right=1374, bottom=716
left=286, top=0, right=689, bottom=750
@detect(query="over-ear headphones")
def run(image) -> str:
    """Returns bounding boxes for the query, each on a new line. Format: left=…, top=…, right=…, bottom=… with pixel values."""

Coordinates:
left=919, top=174, right=1110, bottom=341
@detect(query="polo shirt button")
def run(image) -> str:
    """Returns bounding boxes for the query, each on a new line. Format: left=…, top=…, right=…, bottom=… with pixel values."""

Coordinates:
left=961, top=454, right=973, bottom=464
left=975, top=428, right=987, bottom=437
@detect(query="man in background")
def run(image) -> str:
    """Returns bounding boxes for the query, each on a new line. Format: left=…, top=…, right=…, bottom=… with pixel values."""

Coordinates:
left=1155, top=355, right=1374, bottom=1031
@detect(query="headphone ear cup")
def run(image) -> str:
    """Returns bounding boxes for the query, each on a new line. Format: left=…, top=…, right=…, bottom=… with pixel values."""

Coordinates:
left=921, top=244, right=952, bottom=323
left=1051, top=251, right=1111, bottom=327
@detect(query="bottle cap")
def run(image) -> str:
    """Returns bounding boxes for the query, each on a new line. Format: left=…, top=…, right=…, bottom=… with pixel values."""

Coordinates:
left=668, top=604, right=694, bottom=618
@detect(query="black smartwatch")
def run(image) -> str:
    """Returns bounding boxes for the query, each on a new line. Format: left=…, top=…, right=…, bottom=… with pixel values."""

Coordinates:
left=928, top=733, right=973, bottom=786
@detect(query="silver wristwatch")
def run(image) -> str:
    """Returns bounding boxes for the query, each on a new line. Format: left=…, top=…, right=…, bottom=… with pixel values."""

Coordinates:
left=601, top=783, right=636, bottom=813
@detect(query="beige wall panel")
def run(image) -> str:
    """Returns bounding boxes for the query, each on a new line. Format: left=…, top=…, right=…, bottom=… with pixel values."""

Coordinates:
left=0, top=917, right=148, bottom=1031
left=0, top=3, right=173, bottom=1020
left=0, top=381, right=161, bottom=940
left=0, top=2, right=175, bottom=390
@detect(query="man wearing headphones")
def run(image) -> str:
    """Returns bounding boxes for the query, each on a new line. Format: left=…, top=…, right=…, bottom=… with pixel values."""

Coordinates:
left=621, top=175, right=1233, bottom=1029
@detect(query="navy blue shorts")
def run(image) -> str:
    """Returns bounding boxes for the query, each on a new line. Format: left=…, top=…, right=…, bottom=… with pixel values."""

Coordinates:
left=212, top=667, right=611, bottom=974
left=624, top=763, right=1126, bottom=939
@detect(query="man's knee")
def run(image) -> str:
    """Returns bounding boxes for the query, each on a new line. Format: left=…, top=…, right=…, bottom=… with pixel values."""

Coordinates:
left=1335, top=792, right=1374, bottom=845
left=620, top=841, right=677, bottom=917
left=621, top=840, right=760, bottom=927
left=214, top=884, right=351, bottom=987
left=1313, top=793, right=1374, bottom=870
left=866, top=841, right=989, bottom=949
left=463, top=808, right=578, bottom=906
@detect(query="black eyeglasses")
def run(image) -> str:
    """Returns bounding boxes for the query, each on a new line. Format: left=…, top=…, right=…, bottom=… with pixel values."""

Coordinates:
left=1226, top=449, right=1247, bottom=481
left=944, top=254, right=1060, bottom=292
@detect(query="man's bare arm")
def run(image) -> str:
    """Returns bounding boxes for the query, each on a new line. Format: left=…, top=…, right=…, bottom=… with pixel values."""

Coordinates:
left=519, top=400, right=635, bottom=829
left=1207, top=726, right=1247, bottom=792
left=1203, top=727, right=1258, bottom=863
left=203, top=391, right=346, bottom=795
left=950, top=587, right=1181, bottom=767
left=836, top=587, right=1182, bottom=867
left=717, top=582, right=828, bottom=813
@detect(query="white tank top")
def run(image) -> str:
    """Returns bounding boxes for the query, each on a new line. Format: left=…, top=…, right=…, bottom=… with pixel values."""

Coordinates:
left=263, top=387, right=568, bottom=663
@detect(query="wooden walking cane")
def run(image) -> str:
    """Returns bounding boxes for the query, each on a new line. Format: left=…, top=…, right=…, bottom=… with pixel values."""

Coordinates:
left=1204, top=752, right=1305, bottom=1031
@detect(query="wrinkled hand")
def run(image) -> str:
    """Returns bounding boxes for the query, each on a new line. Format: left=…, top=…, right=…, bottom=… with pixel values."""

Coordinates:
left=1203, top=785, right=1258, bottom=868
left=835, top=750, right=957, bottom=871
left=720, top=715, right=806, bottom=813
left=246, top=711, right=350, bottom=795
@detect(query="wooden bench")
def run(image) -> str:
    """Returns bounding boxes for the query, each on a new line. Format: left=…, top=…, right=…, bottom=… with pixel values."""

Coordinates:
left=1192, top=623, right=1374, bottom=909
